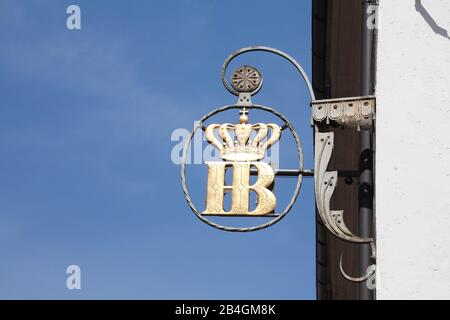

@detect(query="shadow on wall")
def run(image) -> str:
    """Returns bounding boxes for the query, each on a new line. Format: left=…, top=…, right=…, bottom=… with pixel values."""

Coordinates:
left=415, top=0, right=450, bottom=40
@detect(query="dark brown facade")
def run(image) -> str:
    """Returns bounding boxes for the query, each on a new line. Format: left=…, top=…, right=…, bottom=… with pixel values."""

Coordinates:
left=313, top=0, right=370, bottom=299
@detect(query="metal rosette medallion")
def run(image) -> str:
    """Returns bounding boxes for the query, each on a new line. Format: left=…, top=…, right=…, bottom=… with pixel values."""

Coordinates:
left=231, top=65, right=262, bottom=93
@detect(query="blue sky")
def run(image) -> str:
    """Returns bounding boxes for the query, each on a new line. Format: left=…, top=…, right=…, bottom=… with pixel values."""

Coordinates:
left=0, top=0, right=315, bottom=299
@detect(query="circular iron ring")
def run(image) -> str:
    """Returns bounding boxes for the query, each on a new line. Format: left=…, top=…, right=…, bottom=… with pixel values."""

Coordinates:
left=180, top=104, right=304, bottom=232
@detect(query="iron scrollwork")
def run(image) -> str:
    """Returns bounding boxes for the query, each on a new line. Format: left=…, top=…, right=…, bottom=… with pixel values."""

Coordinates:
left=314, top=131, right=376, bottom=285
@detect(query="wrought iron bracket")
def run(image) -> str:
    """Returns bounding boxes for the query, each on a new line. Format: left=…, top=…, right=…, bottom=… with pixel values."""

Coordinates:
left=314, top=130, right=376, bottom=287
left=185, top=45, right=377, bottom=288
left=314, top=131, right=373, bottom=243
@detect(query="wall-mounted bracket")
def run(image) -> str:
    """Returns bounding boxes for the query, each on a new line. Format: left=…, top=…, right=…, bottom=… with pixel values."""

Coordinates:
left=314, top=131, right=373, bottom=243
left=314, top=130, right=376, bottom=287
left=312, top=96, right=375, bottom=130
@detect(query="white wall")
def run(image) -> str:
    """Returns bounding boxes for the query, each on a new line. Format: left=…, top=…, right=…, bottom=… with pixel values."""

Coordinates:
left=376, top=0, right=450, bottom=299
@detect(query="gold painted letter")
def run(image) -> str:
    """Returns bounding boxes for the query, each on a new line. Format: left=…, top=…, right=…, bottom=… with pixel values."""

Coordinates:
left=203, top=162, right=275, bottom=216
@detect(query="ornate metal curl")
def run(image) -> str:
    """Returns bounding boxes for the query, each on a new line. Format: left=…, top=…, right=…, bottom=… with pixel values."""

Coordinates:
left=314, top=131, right=376, bottom=284
left=340, top=242, right=376, bottom=286
left=180, top=104, right=304, bottom=232
left=314, top=132, right=373, bottom=243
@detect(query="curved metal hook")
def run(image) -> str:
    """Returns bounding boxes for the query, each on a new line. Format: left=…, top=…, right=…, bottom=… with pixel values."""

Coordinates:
left=339, top=242, right=376, bottom=282
left=221, top=46, right=316, bottom=101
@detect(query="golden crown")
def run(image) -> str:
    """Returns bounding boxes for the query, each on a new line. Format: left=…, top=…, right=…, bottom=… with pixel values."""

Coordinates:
left=205, top=109, right=281, bottom=161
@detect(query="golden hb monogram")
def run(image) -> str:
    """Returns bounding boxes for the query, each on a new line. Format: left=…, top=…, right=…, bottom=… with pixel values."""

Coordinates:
left=203, top=109, right=281, bottom=216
